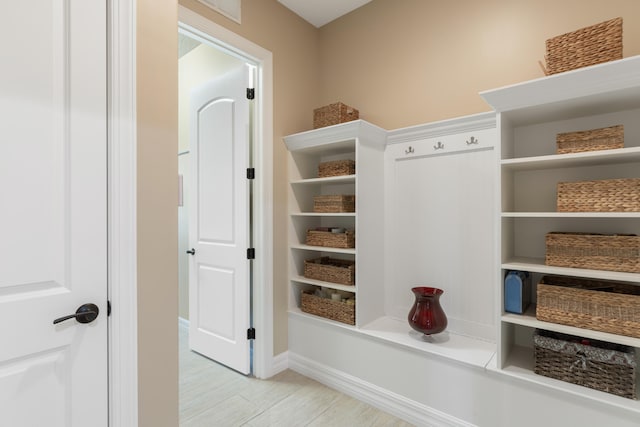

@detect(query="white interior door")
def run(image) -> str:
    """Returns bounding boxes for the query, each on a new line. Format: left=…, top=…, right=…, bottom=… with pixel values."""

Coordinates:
left=188, top=65, right=252, bottom=374
left=0, top=1, right=108, bottom=426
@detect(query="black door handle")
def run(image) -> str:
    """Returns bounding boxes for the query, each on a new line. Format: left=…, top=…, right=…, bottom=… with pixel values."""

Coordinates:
left=186, top=248, right=195, bottom=255
left=53, top=303, right=99, bottom=325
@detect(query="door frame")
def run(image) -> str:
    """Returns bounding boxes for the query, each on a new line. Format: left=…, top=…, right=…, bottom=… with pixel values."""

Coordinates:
left=108, top=2, right=275, bottom=424
left=177, top=5, right=274, bottom=378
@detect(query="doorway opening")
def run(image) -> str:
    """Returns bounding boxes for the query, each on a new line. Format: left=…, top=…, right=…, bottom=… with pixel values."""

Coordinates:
left=177, top=5, right=274, bottom=382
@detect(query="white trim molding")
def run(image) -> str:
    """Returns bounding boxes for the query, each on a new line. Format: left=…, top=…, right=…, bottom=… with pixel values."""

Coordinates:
left=178, top=5, right=275, bottom=379
left=288, top=353, right=475, bottom=427
left=108, top=0, right=138, bottom=425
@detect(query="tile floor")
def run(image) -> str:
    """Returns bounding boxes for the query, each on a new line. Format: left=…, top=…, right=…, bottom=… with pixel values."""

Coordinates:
left=179, top=322, right=414, bottom=426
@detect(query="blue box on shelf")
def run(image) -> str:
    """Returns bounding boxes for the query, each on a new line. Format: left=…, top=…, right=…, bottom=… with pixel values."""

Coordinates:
left=504, top=270, right=531, bottom=314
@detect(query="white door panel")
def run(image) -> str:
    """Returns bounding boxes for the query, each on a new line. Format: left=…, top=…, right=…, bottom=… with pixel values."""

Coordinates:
left=0, top=1, right=108, bottom=425
left=189, top=65, right=251, bottom=374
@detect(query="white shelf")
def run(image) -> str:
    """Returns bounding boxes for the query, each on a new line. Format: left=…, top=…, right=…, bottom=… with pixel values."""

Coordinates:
left=359, top=316, right=496, bottom=369
left=291, top=175, right=356, bottom=185
left=290, top=276, right=357, bottom=293
left=480, top=56, right=640, bottom=126
left=502, top=306, right=640, bottom=348
left=487, top=346, right=640, bottom=414
left=501, top=146, right=640, bottom=170
left=288, top=307, right=357, bottom=330
left=502, top=212, right=640, bottom=218
left=502, top=257, right=640, bottom=283
left=290, top=244, right=356, bottom=255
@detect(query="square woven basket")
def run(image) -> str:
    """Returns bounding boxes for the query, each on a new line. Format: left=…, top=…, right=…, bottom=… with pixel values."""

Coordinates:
left=545, top=232, right=640, bottom=273
left=313, top=195, right=355, bottom=213
left=544, top=17, right=623, bottom=75
left=557, top=178, right=640, bottom=212
left=301, top=291, right=355, bottom=325
left=313, top=102, right=359, bottom=129
left=537, top=275, right=640, bottom=338
left=304, top=257, right=355, bottom=286
left=306, top=230, right=355, bottom=249
left=318, top=159, right=355, bottom=178
left=533, top=329, right=637, bottom=399
left=556, top=125, right=624, bottom=154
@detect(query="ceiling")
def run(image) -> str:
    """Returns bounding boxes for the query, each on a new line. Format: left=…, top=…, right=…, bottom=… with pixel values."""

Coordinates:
left=277, top=0, right=372, bottom=28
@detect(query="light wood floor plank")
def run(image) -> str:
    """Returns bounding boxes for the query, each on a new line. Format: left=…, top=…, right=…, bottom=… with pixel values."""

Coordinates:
left=179, top=321, right=414, bottom=426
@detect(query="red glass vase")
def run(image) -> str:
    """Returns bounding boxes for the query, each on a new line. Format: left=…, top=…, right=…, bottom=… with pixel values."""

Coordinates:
left=408, top=287, right=447, bottom=335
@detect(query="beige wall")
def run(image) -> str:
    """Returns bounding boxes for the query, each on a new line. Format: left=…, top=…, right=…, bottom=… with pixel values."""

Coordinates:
left=137, top=0, right=179, bottom=426
left=319, top=0, right=640, bottom=129
left=135, top=2, right=640, bottom=423
left=179, top=0, right=321, bottom=355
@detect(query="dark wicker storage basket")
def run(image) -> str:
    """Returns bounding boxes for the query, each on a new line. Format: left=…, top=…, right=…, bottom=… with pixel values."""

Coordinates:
left=557, top=178, right=640, bottom=212
left=533, top=329, right=637, bottom=399
left=301, top=291, right=355, bottom=325
left=318, top=159, right=355, bottom=178
left=313, top=195, right=355, bottom=213
left=306, top=230, right=355, bottom=248
left=545, top=232, right=640, bottom=273
left=537, top=275, right=640, bottom=338
left=313, top=102, right=359, bottom=129
left=304, top=257, right=355, bottom=286
left=544, top=17, right=623, bottom=75
left=556, top=125, right=624, bottom=154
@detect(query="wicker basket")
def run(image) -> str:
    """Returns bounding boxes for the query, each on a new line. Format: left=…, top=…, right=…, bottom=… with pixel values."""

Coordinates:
left=545, top=232, right=640, bottom=273
left=313, top=102, right=359, bottom=129
left=306, top=230, right=355, bottom=248
left=556, top=125, right=624, bottom=154
left=557, top=178, right=640, bottom=212
left=533, top=329, right=636, bottom=399
left=313, top=195, right=355, bottom=213
left=537, top=275, right=640, bottom=338
left=544, top=17, right=623, bottom=75
left=301, top=291, right=355, bottom=325
left=304, top=257, right=355, bottom=285
left=318, top=159, right=355, bottom=178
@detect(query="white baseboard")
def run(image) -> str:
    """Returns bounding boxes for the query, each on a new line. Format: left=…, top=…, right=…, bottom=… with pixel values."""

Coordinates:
left=178, top=316, right=189, bottom=328
left=269, top=351, right=289, bottom=376
left=288, top=352, right=475, bottom=427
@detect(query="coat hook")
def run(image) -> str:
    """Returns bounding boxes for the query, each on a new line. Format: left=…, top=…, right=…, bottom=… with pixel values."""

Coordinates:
left=405, top=146, right=414, bottom=155
left=434, top=141, right=444, bottom=150
left=466, top=136, right=479, bottom=145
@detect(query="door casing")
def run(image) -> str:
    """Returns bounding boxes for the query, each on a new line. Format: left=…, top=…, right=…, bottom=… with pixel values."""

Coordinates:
left=108, top=3, right=274, bottom=424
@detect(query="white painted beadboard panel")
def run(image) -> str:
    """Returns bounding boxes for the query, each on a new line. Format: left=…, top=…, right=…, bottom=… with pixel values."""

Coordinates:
left=385, top=138, right=497, bottom=341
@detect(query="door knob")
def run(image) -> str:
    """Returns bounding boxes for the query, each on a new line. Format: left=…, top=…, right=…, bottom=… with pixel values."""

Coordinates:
left=53, top=303, right=99, bottom=325
left=186, top=248, right=196, bottom=255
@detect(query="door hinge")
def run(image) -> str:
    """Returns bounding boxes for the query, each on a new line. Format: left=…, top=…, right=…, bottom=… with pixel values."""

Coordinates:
left=247, top=248, right=255, bottom=259
left=247, top=327, right=256, bottom=340
left=246, top=168, right=255, bottom=179
left=107, top=300, right=112, bottom=317
left=246, top=88, right=255, bottom=100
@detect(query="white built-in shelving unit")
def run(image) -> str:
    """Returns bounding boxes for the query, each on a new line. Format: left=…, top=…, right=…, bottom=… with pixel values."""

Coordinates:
left=284, top=120, right=387, bottom=329
left=481, top=55, right=640, bottom=411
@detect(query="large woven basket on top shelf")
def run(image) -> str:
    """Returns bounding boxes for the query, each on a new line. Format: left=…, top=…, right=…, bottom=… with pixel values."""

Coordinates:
left=537, top=275, right=640, bottom=338
left=301, top=291, right=355, bottom=325
left=545, top=232, right=640, bottom=273
left=544, top=17, right=623, bottom=75
left=304, top=257, right=355, bottom=286
left=313, top=102, right=359, bottom=129
left=557, top=178, right=640, bottom=212
left=556, top=125, right=624, bottom=154
left=533, top=329, right=637, bottom=399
